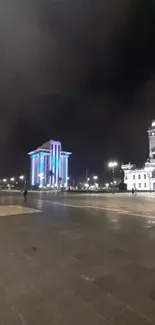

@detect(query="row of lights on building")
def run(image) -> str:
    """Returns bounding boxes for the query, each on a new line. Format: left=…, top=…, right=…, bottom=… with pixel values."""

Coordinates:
left=38, top=175, right=70, bottom=189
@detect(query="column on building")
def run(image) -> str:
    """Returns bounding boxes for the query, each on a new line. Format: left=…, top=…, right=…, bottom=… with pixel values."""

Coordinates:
left=60, top=154, right=68, bottom=186
left=31, top=155, right=35, bottom=186
left=50, top=141, right=61, bottom=187
left=39, top=152, right=44, bottom=186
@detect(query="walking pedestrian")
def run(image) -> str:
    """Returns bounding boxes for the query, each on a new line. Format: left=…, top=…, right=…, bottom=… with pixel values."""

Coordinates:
left=23, top=188, right=28, bottom=202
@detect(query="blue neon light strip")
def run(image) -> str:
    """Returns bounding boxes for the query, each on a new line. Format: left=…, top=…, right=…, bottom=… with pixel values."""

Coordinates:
left=56, top=144, right=59, bottom=186
left=32, top=156, right=35, bottom=186
left=52, top=144, right=55, bottom=186
left=40, top=153, right=44, bottom=186
left=66, top=156, right=68, bottom=185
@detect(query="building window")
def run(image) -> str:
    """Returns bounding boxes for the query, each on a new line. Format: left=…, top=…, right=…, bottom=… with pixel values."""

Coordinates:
left=125, top=176, right=127, bottom=180
left=133, top=183, right=136, bottom=188
left=133, top=175, right=135, bottom=180
left=144, top=183, right=146, bottom=188
left=138, top=175, right=141, bottom=179
left=139, top=183, right=141, bottom=188
left=144, top=174, right=146, bottom=179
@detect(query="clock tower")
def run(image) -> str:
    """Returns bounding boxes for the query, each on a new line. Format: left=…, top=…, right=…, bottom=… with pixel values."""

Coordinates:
left=148, top=121, right=155, bottom=163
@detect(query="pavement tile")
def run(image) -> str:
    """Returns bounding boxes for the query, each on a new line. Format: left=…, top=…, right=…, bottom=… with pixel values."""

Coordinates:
left=61, top=308, right=106, bottom=325
left=111, top=308, right=153, bottom=325
left=91, top=292, right=125, bottom=322
left=24, top=302, right=62, bottom=325
left=68, top=275, right=102, bottom=303
left=11, top=291, right=44, bottom=317
left=0, top=302, right=23, bottom=325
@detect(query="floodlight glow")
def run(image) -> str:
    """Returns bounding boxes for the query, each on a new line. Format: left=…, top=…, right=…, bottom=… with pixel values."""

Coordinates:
left=19, top=175, right=24, bottom=180
left=3, top=179, right=7, bottom=182
left=108, top=161, right=118, bottom=168
left=93, top=176, right=98, bottom=180
left=10, top=177, right=15, bottom=182
left=84, top=183, right=89, bottom=188
left=87, top=178, right=90, bottom=181
left=105, top=183, right=109, bottom=187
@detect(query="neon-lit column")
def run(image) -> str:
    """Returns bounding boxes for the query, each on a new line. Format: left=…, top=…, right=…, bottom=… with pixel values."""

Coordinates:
left=56, top=144, right=58, bottom=186
left=31, top=155, right=35, bottom=186
left=40, top=153, right=44, bottom=186
left=36, top=154, right=40, bottom=184
left=52, top=143, right=55, bottom=186
left=66, top=156, right=68, bottom=186
left=50, top=149, right=52, bottom=186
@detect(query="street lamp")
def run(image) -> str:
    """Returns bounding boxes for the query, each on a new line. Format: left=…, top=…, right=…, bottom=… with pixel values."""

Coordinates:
left=93, top=176, right=98, bottom=180
left=3, top=179, right=7, bottom=182
left=19, top=175, right=26, bottom=189
left=108, top=161, right=118, bottom=192
left=10, top=177, right=15, bottom=182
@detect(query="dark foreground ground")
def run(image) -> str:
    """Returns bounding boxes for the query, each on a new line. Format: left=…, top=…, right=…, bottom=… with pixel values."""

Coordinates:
left=1, top=191, right=155, bottom=324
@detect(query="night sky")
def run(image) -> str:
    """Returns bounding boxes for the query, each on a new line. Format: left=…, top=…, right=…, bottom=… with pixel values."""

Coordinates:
left=0, top=0, right=155, bottom=178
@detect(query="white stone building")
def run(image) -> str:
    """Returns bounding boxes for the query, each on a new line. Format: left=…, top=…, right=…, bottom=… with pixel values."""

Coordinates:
left=122, top=121, right=155, bottom=191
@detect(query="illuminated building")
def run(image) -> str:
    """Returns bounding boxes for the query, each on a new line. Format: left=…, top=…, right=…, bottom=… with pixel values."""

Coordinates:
left=28, top=140, right=71, bottom=187
left=122, top=121, right=155, bottom=191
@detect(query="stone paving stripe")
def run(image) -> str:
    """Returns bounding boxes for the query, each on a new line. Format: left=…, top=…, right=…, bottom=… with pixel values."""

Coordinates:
left=0, top=205, right=41, bottom=216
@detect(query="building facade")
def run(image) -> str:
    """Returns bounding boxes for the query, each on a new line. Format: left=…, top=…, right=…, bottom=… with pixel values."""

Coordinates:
left=122, top=121, right=155, bottom=191
left=28, top=140, right=71, bottom=188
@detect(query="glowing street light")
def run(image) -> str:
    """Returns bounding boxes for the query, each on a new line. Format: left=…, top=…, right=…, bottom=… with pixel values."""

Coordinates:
left=108, top=161, right=118, bottom=168
left=10, top=177, right=15, bottom=182
left=93, top=176, right=98, bottom=180
left=87, top=178, right=90, bottom=182
left=19, top=175, right=24, bottom=180
left=3, top=179, right=7, bottom=182
left=108, top=161, right=118, bottom=192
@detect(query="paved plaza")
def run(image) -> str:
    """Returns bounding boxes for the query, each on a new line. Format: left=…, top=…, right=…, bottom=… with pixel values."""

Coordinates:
left=1, top=191, right=155, bottom=324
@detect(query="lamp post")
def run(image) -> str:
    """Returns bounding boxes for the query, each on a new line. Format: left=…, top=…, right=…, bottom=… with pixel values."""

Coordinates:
left=108, top=161, right=118, bottom=193
left=19, top=175, right=26, bottom=190
left=3, top=179, right=7, bottom=189
left=93, top=176, right=98, bottom=187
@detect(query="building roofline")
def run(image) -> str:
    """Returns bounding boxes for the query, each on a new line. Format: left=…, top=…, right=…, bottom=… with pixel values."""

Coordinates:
left=28, top=149, right=50, bottom=155
left=61, top=151, right=72, bottom=156
left=28, top=149, right=72, bottom=156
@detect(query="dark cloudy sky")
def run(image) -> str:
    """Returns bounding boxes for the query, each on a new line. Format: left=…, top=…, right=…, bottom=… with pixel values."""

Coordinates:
left=0, top=0, right=155, bottom=178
